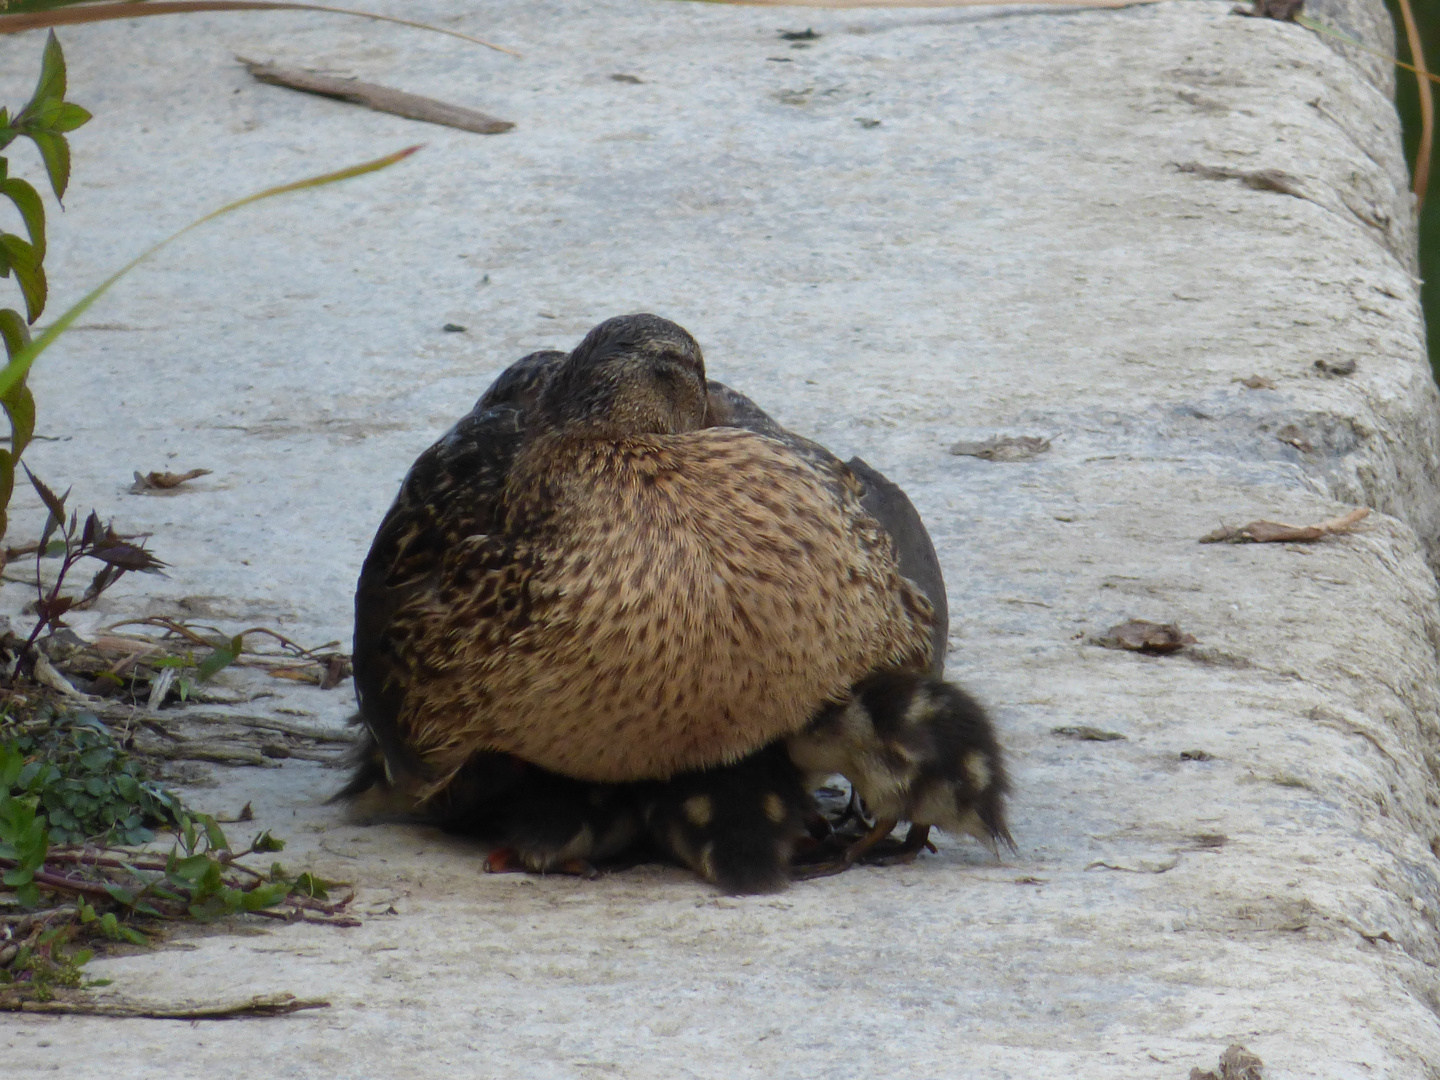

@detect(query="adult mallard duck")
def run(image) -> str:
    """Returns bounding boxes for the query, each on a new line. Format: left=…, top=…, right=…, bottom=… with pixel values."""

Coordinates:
left=344, top=313, right=960, bottom=889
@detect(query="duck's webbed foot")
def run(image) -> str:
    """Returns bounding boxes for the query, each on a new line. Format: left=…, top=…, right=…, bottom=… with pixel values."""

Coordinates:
left=792, top=819, right=938, bottom=879
left=861, top=822, right=938, bottom=866
left=483, top=846, right=600, bottom=879
left=792, top=815, right=903, bottom=880
left=641, top=743, right=809, bottom=894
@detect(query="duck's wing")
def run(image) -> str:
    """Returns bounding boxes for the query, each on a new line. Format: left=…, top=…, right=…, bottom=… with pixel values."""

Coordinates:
left=352, top=404, right=525, bottom=781
left=705, top=380, right=948, bottom=677
left=352, top=350, right=566, bottom=785
left=843, top=459, right=948, bottom=678
left=475, top=349, right=567, bottom=413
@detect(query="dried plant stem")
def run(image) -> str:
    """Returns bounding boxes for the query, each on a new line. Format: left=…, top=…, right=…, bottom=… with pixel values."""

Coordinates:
left=4, top=993, right=330, bottom=1019
left=686, top=0, right=1164, bottom=6
left=1296, top=14, right=1440, bottom=85
left=0, top=2, right=516, bottom=57
left=1396, top=0, right=1433, bottom=209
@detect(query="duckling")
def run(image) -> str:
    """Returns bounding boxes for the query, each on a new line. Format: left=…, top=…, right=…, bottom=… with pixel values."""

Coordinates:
left=336, top=742, right=639, bottom=876
left=787, top=670, right=1014, bottom=878
left=637, top=743, right=810, bottom=893
left=353, top=313, right=936, bottom=800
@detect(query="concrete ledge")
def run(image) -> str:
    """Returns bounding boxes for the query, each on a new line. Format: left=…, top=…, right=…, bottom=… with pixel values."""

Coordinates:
left=2, top=1, right=1440, bottom=1075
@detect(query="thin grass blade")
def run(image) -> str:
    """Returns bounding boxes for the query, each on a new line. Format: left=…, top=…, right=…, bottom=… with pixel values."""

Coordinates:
left=0, top=144, right=420, bottom=399
left=0, top=2, right=518, bottom=56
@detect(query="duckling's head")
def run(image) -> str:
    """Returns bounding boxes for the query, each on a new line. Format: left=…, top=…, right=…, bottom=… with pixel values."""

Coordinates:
left=538, top=314, right=708, bottom=437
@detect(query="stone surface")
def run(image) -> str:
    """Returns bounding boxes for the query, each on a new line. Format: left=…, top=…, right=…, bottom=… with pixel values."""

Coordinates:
left=3, top=0, right=1440, bottom=1076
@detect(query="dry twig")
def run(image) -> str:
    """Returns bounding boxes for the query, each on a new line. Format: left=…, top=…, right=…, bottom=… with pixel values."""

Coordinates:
left=4, top=992, right=330, bottom=1019
left=241, top=59, right=514, bottom=135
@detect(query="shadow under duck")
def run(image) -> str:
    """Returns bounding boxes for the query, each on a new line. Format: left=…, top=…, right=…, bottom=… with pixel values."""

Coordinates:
left=345, top=314, right=963, bottom=889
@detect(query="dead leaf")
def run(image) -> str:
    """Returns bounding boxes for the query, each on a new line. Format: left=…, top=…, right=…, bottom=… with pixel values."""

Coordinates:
left=1314, top=357, right=1357, bottom=376
left=610, top=73, right=643, bottom=84
left=320, top=655, right=348, bottom=690
left=1190, top=1043, right=1266, bottom=1080
left=1052, top=725, right=1127, bottom=742
left=1275, top=424, right=1313, bottom=453
left=241, top=59, right=513, bottom=135
left=1234, top=374, right=1275, bottom=390
left=267, top=666, right=323, bottom=685
left=1199, top=506, right=1369, bottom=544
left=1174, top=161, right=1306, bottom=197
left=949, top=435, right=1050, bottom=461
left=1232, top=0, right=1302, bottom=18
left=130, top=468, right=211, bottom=494
left=1095, top=619, right=1197, bottom=654
left=1180, top=749, right=1215, bottom=761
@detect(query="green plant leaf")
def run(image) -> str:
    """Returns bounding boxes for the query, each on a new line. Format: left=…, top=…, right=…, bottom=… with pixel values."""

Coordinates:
left=102, top=882, right=135, bottom=906
left=0, top=144, right=420, bottom=399
left=24, top=130, right=69, bottom=203
left=0, top=308, right=30, bottom=360
left=240, top=881, right=288, bottom=910
left=0, top=233, right=45, bottom=321
left=15, top=881, right=39, bottom=907
left=31, top=30, right=66, bottom=110
left=0, top=176, right=45, bottom=257
left=0, top=745, right=21, bottom=789
left=25, top=100, right=89, bottom=135
left=0, top=452, right=14, bottom=527
left=5, top=384, right=37, bottom=459
left=195, top=637, right=240, bottom=682
left=197, top=813, right=228, bottom=852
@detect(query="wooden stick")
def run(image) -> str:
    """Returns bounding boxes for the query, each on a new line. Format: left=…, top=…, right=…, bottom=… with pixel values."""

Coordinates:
left=3, top=993, right=330, bottom=1019
left=241, top=59, right=514, bottom=135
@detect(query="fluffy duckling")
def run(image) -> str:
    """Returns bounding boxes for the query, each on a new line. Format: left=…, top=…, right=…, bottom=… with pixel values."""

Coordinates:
left=336, top=743, right=639, bottom=877
left=637, top=744, right=810, bottom=894
left=352, top=313, right=936, bottom=800
left=787, top=670, right=1014, bottom=877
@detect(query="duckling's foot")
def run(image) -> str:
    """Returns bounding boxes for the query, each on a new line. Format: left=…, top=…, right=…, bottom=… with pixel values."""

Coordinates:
left=484, top=846, right=600, bottom=879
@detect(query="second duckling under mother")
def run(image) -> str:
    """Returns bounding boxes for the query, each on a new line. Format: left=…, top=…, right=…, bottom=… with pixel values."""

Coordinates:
left=357, top=313, right=938, bottom=799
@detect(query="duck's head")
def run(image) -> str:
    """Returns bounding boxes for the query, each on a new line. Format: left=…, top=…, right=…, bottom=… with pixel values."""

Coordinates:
left=538, top=314, right=708, bottom=437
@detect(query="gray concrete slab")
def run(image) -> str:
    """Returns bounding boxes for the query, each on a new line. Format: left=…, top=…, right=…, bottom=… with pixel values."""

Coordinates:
left=3, top=0, right=1440, bottom=1076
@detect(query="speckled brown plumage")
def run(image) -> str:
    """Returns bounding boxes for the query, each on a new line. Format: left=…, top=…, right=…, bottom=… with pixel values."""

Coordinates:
left=357, top=315, right=935, bottom=795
